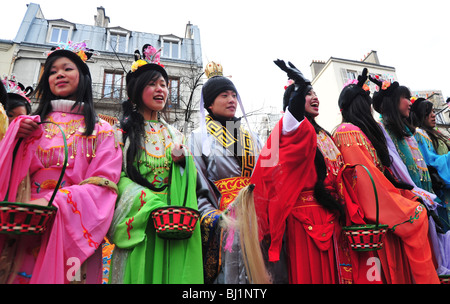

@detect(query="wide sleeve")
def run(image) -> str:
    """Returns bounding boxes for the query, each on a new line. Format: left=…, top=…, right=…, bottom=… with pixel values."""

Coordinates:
left=31, top=121, right=122, bottom=283
left=0, top=115, right=42, bottom=202
left=415, top=129, right=450, bottom=187
left=251, top=115, right=317, bottom=262
left=334, top=124, right=424, bottom=228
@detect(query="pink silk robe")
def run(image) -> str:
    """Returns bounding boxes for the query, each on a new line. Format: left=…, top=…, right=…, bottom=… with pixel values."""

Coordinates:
left=0, top=103, right=122, bottom=284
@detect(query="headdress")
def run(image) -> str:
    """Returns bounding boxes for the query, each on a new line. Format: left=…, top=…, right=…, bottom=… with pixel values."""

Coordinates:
left=1, top=75, right=33, bottom=103
left=202, top=62, right=237, bottom=110
left=204, top=61, right=223, bottom=79
left=338, top=68, right=371, bottom=111
left=126, top=44, right=168, bottom=84
left=369, top=74, right=400, bottom=113
left=46, top=41, right=95, bottom=76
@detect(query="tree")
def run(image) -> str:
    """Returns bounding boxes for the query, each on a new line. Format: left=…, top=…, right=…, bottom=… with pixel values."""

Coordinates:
left=161, top=60, right=204, bottom=136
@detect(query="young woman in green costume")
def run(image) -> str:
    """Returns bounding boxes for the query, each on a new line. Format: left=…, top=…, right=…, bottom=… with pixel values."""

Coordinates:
left=107, top=44, right=203, bottom=284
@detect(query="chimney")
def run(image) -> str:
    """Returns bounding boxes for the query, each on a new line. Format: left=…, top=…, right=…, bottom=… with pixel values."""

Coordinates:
left=362, top=50, right=380, bottom=64
left=185, top=21, right=194, bottom=39
left=310, top=60, right=326, bottom=79
left=94, top=7, right=110, bottom=27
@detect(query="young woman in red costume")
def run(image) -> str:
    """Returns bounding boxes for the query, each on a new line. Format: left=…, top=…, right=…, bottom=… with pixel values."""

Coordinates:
left=251, top=60, right=371, bottom=284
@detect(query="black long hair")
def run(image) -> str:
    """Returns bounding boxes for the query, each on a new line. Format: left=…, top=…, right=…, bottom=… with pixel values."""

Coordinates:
left=33, top=53, right=96, bottom=136
left=380, top=85, right=415, bottom=139
left=410, top=99, right=450, bottom=151
left=340, top=85, right=413, bottom=190
left=121, top=68, right=169, bottom=192
left=0, top=82, right=8, bottom=108
left=340, top=86, right=391, bottom=167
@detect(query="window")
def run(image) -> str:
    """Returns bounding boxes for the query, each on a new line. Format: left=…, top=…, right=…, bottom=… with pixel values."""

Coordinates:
left=168, top=78, right=180, bottom=107
left=346, top=70, right=358, bottom=80
left=106, top=28, right=130, bottom=53
left=103, top=71, right=124, bottom=100
left=163, top=41, right=179, bottom=59
left=341, top=68, right=358, bottom=86
left=160, top=36, right=181, bottom=59
left=47, top=21, right=75, bottom=44
left=49, top=27, right=69, bottom=43
left=109, top=34, right=128, bottom=53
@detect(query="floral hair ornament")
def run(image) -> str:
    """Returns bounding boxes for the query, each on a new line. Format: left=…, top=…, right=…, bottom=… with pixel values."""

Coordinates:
left=127, top=44, right=168, bottom=85
left=410, top=96, right=418, bottom=104
left=46, top=40, right=95, bottom=62
left=284, top=79, right=294, bottom=90
left=381, top=80, right=391, bottom=91
left=131, top=44, right=164, bottom=72
left=1, top=75, right=33, bottom=103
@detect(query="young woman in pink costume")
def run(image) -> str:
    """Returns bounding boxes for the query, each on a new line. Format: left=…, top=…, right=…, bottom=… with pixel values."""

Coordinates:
left=0, top=42, right=122, bottom=284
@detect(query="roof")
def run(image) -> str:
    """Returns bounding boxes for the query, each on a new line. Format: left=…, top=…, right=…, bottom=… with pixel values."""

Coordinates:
left=328, top=56, right=396, bottom=70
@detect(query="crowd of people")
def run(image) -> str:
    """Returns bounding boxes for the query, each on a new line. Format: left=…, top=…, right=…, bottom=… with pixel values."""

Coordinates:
left=0, top=41, right=449, bottom=284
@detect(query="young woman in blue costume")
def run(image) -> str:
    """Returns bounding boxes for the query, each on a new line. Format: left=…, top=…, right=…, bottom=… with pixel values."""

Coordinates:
left=371, top=76, right=450, bottom=276
left=410, top=97, right=450, bottom=231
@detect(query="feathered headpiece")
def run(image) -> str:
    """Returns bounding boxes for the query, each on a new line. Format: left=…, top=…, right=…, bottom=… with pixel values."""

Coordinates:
left=127, top=44, right=168, bottom=84
left=1, top=75, right=33, bottom=103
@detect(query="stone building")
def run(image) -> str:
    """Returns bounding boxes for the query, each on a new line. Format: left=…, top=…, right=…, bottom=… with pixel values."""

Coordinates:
left=0, top=3, right=203, bottom=133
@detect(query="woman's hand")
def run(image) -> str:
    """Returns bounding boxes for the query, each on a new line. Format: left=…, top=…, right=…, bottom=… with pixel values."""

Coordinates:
left=26, top=198, right=49, bottom=207
left=171, top=143, right=186, bottom=166
left=17, top=118, right=39, bottom=138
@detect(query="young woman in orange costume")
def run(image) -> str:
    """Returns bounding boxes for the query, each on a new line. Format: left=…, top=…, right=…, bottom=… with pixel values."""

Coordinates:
left=333, top=69, right=439, bottom=283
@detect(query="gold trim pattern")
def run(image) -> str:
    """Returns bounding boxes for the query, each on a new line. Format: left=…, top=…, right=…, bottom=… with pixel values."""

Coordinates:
left=205, top=115, right=255, bottom=178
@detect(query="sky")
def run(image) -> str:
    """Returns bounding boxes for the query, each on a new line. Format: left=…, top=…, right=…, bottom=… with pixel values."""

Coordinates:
left=1, top=0, right=449, bottom=119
